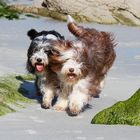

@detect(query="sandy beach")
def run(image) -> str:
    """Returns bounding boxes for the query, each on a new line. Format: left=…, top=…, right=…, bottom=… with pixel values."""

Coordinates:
left=0, top=15, right=140, bottom=139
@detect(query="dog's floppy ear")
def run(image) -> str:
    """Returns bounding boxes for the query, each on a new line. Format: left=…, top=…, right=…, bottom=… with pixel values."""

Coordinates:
left=27, top=29, right=38, bottom=40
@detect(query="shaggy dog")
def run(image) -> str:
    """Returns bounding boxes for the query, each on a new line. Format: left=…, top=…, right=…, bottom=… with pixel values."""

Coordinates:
left=26, top=29, right=64, bottom=109
left=47, top=15, right=116, bottom=116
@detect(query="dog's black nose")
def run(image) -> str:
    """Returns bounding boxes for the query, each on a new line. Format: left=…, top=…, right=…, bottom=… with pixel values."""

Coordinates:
left=37, top=58, right=42, bottom=63
left=69, top=68, right=74, bottom=73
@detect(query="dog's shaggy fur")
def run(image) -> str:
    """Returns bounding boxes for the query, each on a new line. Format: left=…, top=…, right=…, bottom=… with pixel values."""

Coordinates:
left=47, top=15, right=116, bottom=115
left=26, top=29, right=64, bottom=109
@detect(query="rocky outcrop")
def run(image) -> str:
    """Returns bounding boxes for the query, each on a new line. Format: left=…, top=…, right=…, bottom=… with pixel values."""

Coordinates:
left=33, top=0, right=43, bottom=8
left=41, top=0, right=140, bottom=26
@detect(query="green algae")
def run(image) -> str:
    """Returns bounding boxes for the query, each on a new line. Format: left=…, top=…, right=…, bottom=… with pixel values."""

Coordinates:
left=0, top=74, right=32, bottom=116
left=0, top=102, right=15, bottom=116
left=91, top=89, right=140, bottom=125
left=0, top=0, right=20, bottom=20
left=16, top=74, right=34, bottom=81
left=0, top=0, right=6, bottom=7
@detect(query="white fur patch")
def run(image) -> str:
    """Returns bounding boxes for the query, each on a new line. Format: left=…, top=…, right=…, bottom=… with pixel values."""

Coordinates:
left=72, top=41, right=84, bottom=49
left=69, top=78, right=90, bottom=110
left=34, top=37, right=50, bottom=47
left=99, top=79, right=105, bottom=91
left=53, top=97, right=68, bottom=111
left=42, top=86, right=54, bottom=106
left=34, top=35, right=56, bottom=47
left=32, top=48, right=47, bottom=60
left=67, top=15, right=75, bottom=23
left=35, top=34, right=57, bottom=40
left=39, top=77, right=47, bottom=95
left=42, top=88, right=54, bottom=97
left=60, top=49, right=76, bottom=60
left=69, top=92, right=88, bottom=109
left=35, top=35, right=44, bottom=40
left=37, top=75, right=55, bottom=107
left=73, top=78, right=90, bottom=91
left=46, top=34, right=58, bottom=40
left=61, top=59, right=82, bottom=77
left=38, top=42, right=50, bottom=47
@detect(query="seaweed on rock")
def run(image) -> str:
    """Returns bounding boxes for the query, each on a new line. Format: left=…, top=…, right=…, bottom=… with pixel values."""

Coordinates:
left=0, top=74, right=33, bottom=116
left=0, top=0, right=20, bottom=20
left=91, top=89, right=140, bottom=125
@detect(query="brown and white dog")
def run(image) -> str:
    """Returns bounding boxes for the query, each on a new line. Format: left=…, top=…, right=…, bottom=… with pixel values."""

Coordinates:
left=47, top=15, right=116, bottom=116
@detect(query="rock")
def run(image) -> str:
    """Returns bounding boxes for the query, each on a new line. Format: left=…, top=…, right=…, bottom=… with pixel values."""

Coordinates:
left=91, top=88, right=140, bottom=125
left=42, top=0, right=140, bottom=25
left=9, top=4, right=49, bottom=17
left=33, top=0, right=44, bottom=8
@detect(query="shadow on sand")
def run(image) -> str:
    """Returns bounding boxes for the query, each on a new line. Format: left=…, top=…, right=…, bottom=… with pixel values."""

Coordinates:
left=16, top=75, right=57, bottom=107
left=16, top=75, right=42, bottom=103
left=15, top=75, right=94, bottom=114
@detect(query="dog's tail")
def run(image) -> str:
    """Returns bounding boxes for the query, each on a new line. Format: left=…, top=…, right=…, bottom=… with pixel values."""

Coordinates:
left=67, top=15, right=86, bottom=37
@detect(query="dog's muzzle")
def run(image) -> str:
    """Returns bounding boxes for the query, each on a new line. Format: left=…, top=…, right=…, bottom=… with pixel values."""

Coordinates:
left=35, top=58, right=45, bottom=72
left=66, top=68, right=77, bottom=80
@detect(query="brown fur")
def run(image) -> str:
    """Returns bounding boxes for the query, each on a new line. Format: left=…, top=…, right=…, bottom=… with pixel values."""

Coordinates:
left=48, top=40, right=73, bottom=72
left=48, top=22, right=116, bottom=97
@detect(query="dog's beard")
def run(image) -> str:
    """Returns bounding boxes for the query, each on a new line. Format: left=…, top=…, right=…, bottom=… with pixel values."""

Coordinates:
left=64, top=72, right=81, bottom=85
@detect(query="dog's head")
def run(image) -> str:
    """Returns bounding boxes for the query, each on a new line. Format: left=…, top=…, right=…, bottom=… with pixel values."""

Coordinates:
left=45, top=40, right=74, bottom=73
left=60, top=58, right=84, bottom=85
left=47, top=40, right=88, bottom=84
left=26, top=29, right=64, bottom=75
left=60, top=43, right=89, bottom=85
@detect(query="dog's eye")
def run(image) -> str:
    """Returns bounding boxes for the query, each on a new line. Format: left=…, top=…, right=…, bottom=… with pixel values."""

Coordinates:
left=47, top=50, right=53, bottom=56
left=44, top=50, right=49, bottom=53
left=65, top=58, right=70, bottom=61
left=50, top=49, right=60, bottom=56
left=63, top=58, right=70, bottom=62
left=33, top=48, right=39, bottom=53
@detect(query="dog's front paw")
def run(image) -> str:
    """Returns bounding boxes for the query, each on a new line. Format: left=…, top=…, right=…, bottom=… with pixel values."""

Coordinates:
left=53, top=105, right=66, bottom=111
left=53, top=98, right=68, bottom=111
left=41, top=102, right=51, bottom=109
left=68, top=103, right=81, bottom=116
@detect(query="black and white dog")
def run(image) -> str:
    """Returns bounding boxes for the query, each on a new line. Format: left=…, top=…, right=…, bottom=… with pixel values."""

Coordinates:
left=26, top=29, right=64, bottom=108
